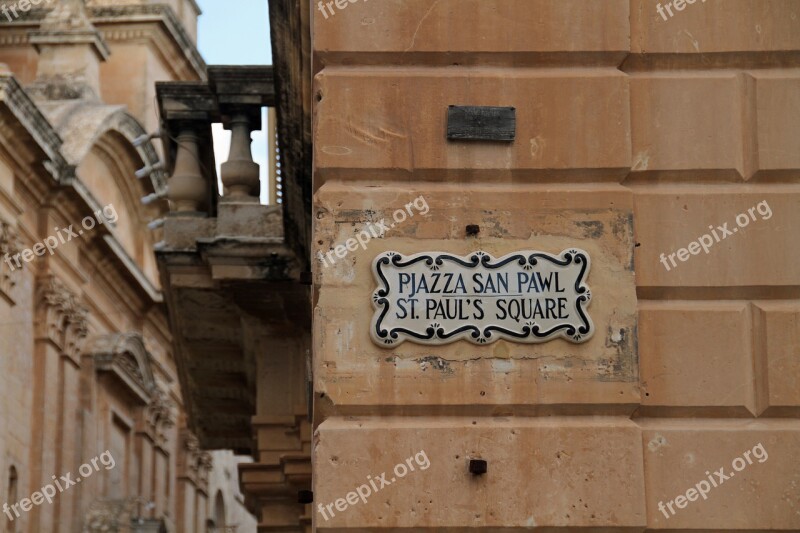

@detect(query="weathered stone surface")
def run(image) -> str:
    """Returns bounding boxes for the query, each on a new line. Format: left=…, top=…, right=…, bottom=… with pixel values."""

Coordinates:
left=315, top=417, right=646, bottom=529
left=314, top=0, right=629, bottom=57
left=313, top=69, right=631, bottom=179
left=641, top=421, right=800, bottom=529
left=633, top=190, right=800, bottom=290
left=314, top=182, right=638, bottom=412
left=0, top=4, right=256, bottom=532
left=752, top=72, right=800, bottom=175
left=629, top=75, right=744, bottom=179
left=311, top=0, right=800, bottom=531
left=631, top=0, right=800, bottom=54
left=639, top=301, right=755, bottom=415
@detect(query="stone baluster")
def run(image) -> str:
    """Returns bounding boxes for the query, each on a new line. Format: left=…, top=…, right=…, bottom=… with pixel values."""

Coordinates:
left=221, top=112, right=260, bottom=201
left=167, top=128, right=206, bottom=213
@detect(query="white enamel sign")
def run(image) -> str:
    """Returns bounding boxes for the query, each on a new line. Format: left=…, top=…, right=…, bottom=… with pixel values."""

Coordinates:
left=370, top=250, right=594, bottom=347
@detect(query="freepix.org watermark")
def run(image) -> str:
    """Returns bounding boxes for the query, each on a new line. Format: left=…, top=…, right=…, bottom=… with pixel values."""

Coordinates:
left=1, top=0, right=54, bottom=22
left=3, top=204, right=118, bottom=271
left=3, top=450, right=116, bottom=522
left=659, top=200, right=772, bottom=272
left=657, top=0, right=706, bottom=21
left=317, top=450, right=430, bottom=521
left=658, top=442, right=768, bottom=519
left=316, top=0, right=367, bottom=20
left=317, top=195, right=429, bottom=269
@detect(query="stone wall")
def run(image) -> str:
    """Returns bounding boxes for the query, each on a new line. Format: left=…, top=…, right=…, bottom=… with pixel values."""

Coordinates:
left=311, top=1, right=800, bottom=530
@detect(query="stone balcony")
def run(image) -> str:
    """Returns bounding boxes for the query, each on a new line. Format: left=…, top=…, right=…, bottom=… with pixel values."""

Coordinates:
left=154, top=66, right=310, bottom=456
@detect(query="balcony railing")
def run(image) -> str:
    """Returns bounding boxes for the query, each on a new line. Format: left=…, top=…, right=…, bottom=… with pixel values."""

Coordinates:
left=153, top=65, right=309, bottom=453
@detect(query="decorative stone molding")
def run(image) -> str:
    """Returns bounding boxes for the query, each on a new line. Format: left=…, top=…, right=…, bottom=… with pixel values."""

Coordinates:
left=83, top=497, right=167, bottom=533
left=0, top=221, right=21, bottom=303
left=35, top=276, right=89, bottom=361
left=87, top=3, right=206, bottom=80
left=28, top=0, right=110, bottom=101
left=140, top=388, right=175, bottom=448
left=198, top=451, right=213, bottom=485
left=0, top=75, right=68, bottom=181
left=178, top=429, right=213, bottom=491
left=84, top=497, right=137, bottom=532
left=85, top=332, right=157, bottom=404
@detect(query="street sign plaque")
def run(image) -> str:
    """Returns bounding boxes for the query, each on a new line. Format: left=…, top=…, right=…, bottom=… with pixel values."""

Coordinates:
left=370, top=250, right=594, bottom=347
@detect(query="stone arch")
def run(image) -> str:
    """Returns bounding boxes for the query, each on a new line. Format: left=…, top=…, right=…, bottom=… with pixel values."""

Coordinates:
left=47, top=102, right=166, bottom=279
left=47, top=102, right=165, bottom=193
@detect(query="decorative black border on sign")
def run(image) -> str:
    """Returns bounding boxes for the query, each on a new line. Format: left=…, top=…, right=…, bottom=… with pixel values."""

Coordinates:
left=371, top=250, right=593, bottom=346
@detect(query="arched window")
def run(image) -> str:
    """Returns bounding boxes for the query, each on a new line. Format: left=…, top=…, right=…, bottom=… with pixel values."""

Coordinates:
left=6, top=467, right=17, bottom=532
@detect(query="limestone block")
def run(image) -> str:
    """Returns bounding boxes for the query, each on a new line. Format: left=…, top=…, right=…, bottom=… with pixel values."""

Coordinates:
left=314, top=417, right=646, bottom=529
left=313, top=69, right=630, bottom=179
left=752, top=71, right=800, bottom=174
left=641, top=420, right=800, bottom=529
left=631, top=0, right=800, bottom=54
left=753, top=302, right=800, bottom=415
left=313, top=0, right=629, bottom=56
left=639, top=301, right=755, bottom=415
left=633, top=189, right=800, bottom=289
left=629, top=74, right=743, bottom=179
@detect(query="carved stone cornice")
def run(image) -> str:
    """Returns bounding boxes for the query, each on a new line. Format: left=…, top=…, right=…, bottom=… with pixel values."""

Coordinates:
left=87, top=332, right=157, bottom=404
left=87, top=4, right=206, bottom=81
left=0, top=4, right=205, bottom=81
left=35, top=276, right=89, bottom=361
left=0, top=75, right=68, bottom=183
left=29, top=0, right=110, bottom=59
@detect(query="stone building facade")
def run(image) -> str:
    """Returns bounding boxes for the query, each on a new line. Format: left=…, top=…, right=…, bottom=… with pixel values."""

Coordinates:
left=308, top=0, right=800, bottom=531
left=137, top=0, right=800, bottom=531
left=0, top=1, right=255, bottom=532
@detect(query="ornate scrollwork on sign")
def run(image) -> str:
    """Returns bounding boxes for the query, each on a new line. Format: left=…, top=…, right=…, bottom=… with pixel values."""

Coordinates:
left=36, top=276, right=89, bottom=360
left=0, top=221, right=21, bottom=303
left=371, top=250, right=594, bottom=346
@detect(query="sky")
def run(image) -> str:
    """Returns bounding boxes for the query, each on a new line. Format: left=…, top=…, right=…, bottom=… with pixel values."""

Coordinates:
left=197, top=0, right=273, bottom=204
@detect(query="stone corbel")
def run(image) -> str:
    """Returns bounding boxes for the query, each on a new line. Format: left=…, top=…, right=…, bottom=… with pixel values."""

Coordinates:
left=178, top=428, right=201, bottom=483
left=35, top=276, right=89, bottom=362
left=197, top=451, right=213, bottom=491
left=138, top=388, right=175, bottom=449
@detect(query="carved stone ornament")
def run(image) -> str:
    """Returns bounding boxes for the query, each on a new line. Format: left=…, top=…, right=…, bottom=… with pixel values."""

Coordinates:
left=36, top=275, right=89, bottom=359
left=0, top=221, right=21, bottom=302
left=86, top=333, right=157, bottom=404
